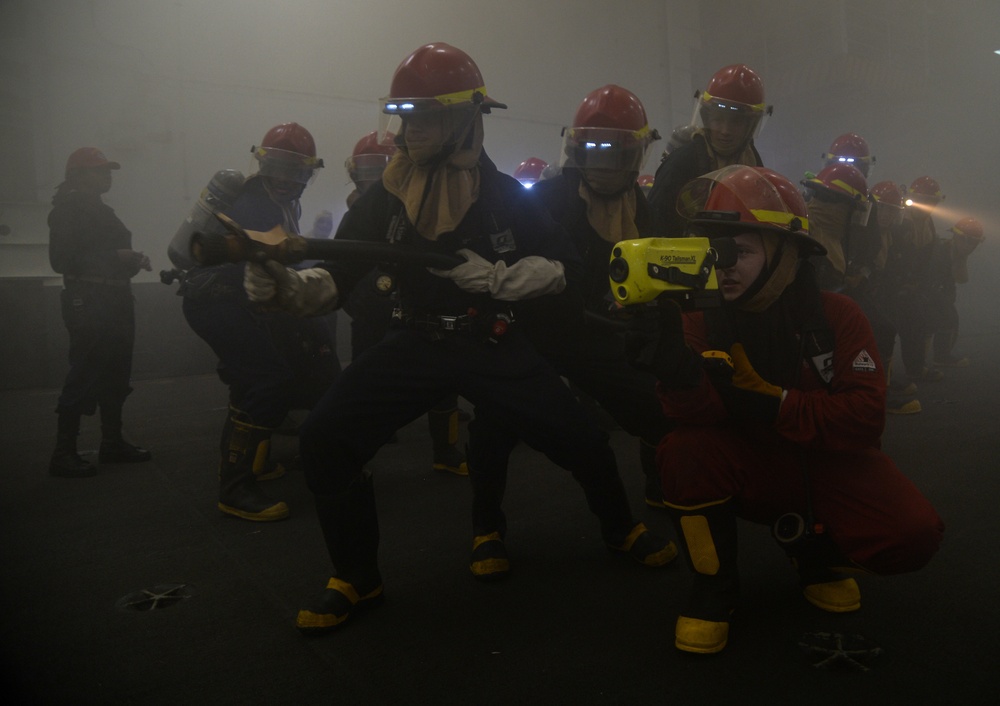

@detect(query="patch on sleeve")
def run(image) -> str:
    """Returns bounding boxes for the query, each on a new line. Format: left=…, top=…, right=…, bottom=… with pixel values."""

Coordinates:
left=852, top=349, right=877, bottom=373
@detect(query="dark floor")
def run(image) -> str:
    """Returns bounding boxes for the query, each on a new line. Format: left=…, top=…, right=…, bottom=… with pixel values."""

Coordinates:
left=1, top=331, right=999, bottom=705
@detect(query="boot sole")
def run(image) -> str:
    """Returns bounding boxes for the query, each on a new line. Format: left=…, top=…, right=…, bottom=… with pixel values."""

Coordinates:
left=803, top=579, right=861, bottom=612
left=433, top=462, right=469, bottom=476
left=218, top=502, right=290, bottom=522
left=470, top=534, right=511, bottom=581
left=675, top=616, right=729, bottom=654
left=607, top=523, right=679, bottom=567
left=296, top=588, right=384, bottom=634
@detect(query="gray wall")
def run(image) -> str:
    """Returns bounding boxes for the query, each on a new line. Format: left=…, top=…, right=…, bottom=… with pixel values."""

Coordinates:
left=2, top=0, right=998, bottom=389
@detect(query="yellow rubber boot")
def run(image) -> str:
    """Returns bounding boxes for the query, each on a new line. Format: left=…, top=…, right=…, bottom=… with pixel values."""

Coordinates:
left=217, top=415, right=289, bottom=522
left=666, top=497, right=740, bottom=655
left=469, top=532, right=510, bottom=581
left=803, top=578, right=861, bottom=612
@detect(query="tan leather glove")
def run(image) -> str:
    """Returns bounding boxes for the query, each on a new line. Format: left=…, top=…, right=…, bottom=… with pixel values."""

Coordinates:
left=428, top=248, right=566, bottom=301
left=717, top=343, right=786, bottom=422
left=244, top=261, right=338, bottom=317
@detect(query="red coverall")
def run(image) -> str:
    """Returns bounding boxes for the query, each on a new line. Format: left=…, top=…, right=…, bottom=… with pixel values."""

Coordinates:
left=656, top=291, right=943, bottom=574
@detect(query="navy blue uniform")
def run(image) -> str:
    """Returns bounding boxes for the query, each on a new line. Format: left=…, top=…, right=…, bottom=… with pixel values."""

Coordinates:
left=300, top=153, right=638, bottom=585
left=49, top=188, right=138, bottom=418
left=181, top=177, right=337, bottom=424
left=467, top=170, right=672, bottom=534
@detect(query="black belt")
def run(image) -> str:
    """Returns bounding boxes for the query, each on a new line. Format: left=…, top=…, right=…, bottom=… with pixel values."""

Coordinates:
left=395, top=308, right=514, bottom=341
left=400, top=312, right=479, bottom=334
left=65, top=274, right=130, bottom=287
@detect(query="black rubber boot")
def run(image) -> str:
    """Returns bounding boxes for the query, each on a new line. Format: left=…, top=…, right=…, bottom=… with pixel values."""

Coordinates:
left=217, top=416, right=289, bottom=522
left=297, top=475, right=384, bottom=634
left=98, top=402, right=151, bottom=463
left=428, top=397, right=467, bottom=476
left=666, top=497, right=740, bottom=654
left=467, top=412, right=514, bottom=538
left=466, top=413, right=514, bottom=581
left=49, top=413, right=96, bottom=478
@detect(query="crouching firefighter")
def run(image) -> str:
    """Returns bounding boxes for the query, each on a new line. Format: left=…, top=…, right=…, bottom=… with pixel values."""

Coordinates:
left=630, top=165, right=943, bottom=654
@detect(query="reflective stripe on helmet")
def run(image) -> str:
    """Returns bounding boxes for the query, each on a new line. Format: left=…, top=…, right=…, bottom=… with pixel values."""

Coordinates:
left=382, top=86, right=487, bottom=113
left=700, top=90, right=766, bottom=113
left=750, top=209, right=809, bottom=233
left=254, top=146, right=322, bottom=168
left=828, top=178, right=865, bottom=199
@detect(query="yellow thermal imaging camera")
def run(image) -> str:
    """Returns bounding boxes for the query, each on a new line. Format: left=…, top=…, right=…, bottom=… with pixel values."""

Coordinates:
left=609, top=237, right=735, bottom=307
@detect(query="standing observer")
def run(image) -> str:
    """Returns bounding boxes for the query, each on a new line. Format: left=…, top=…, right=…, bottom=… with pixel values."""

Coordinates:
left=48, top=147, right=152, bottom=478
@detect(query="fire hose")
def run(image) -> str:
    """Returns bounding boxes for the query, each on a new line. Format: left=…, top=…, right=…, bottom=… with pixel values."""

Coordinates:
left=189, top=213, right=462, bottom=270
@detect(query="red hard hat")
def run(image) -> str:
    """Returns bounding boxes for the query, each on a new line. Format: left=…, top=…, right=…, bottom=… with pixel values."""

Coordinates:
left=65, top=147, right=120, bottom=177
left=680, top=165, right=823, bottom=255
left=513, top=157, right=548, bottom=186
left=907, top=175, right=943, bottom=201
left=870, top=180, right=904, bottom=207
left=352, top=130, right=397, bottom=158
left=260, top=122, right=318, bottom=158
left=382, top=43, right=506, bottom=115
left=696, top=65, right=770, bottom=151
left=826, top=132, right=871, bottom=158
left=346, top=130, right=397, bottom=182
left=252, top=123, right=324, bottom=184
left=759, top=167, right=810, bottom=223
left=803, top=163, right=868, bottom=201
left=573, top=84, right=649, bottom=132
left=563, top=85, right=658, bottom=172
left=950, top=217, right=984, bottom=241
left=823, top=133, right=873, bottom=168
left=703, top=64, right=766, bottom=110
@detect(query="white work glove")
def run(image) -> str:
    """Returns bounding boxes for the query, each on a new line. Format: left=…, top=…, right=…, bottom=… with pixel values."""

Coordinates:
left=428, top=248, right=566, bottom=301
left=244, top=261, right=339, bottom=317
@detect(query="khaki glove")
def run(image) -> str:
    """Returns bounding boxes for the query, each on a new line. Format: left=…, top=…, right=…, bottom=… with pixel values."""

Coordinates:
left=244, top=261, right=338, bottom=317
left=719, top=343, right=785, bottom=422
left=428, top=248, right=566, bottom=301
